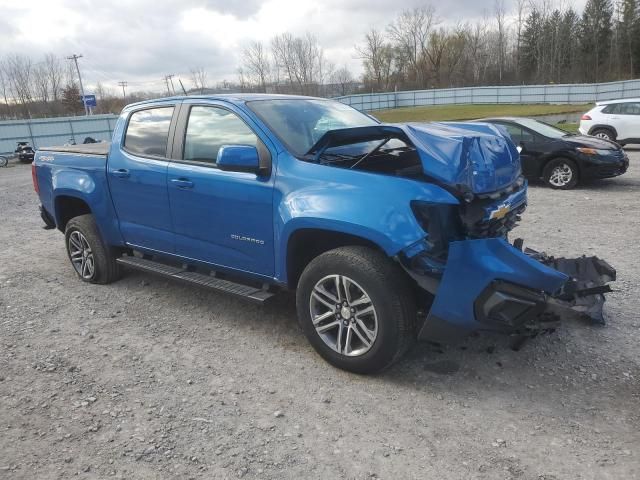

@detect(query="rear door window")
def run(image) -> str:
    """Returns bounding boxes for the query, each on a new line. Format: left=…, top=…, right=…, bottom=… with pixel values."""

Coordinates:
left=619, top=102, right=640, bottom=115
left=124, top=107, right=174, bottom=157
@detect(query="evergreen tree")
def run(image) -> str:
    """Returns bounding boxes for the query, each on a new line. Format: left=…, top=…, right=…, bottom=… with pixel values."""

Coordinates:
left=580, top=0, right=614, bottom=82
left=618, top=0, right=639, bottom=77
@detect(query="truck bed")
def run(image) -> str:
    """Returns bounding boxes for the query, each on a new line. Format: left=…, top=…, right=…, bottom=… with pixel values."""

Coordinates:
left=39, top=142, right=110, bottom=156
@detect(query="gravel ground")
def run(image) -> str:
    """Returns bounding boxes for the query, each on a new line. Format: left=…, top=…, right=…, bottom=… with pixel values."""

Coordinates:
left=0, top=152, right=638, bottom=480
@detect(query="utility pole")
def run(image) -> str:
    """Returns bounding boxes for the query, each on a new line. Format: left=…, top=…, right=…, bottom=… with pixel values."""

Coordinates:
left=118, top=81, right=128, bottom=100
left=163, top=75, right=172, bottom=95
left=167, top=74, right=176, bottom=95
left=67, top=54, right=88, bottom=116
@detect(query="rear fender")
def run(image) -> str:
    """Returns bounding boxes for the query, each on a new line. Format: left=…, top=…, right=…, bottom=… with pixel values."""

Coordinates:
left=51, top=168, right=124, bottom=246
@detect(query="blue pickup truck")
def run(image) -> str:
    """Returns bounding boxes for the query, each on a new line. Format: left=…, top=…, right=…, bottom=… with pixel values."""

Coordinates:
left=32, top=95, right=615, bottom=373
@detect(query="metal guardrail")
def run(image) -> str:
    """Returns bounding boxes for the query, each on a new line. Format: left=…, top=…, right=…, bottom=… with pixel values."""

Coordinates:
left=335, top=79, right=640, bottom=111
left=0, top=114, right=118, bottom=155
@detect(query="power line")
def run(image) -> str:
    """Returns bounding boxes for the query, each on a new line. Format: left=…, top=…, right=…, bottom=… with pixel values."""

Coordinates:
left=66, top=54, right=88, bottom=116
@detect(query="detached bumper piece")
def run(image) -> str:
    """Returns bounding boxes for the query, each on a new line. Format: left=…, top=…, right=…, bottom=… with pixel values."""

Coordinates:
left=519, top=244, right=616, bottom=325
left=412, top=237, right=616, bottom=344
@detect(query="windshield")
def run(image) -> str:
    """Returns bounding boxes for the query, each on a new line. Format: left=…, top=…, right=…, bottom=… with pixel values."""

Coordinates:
left=515, top=118, right=568, bottom=138
left=246, top=99, right=378, bottom=156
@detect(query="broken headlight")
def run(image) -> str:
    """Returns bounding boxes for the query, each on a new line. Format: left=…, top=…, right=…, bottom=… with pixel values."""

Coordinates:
left=410, top=201, right=463, bottom=254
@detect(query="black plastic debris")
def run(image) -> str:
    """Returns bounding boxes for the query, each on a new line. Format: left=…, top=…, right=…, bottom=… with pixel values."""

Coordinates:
left=518, top=240, right=616, bottom=325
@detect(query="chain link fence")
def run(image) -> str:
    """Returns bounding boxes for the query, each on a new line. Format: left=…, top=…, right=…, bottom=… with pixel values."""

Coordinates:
left=336, top=79, right=640, bottom=111
left=0, top=114, right=118, bottom=155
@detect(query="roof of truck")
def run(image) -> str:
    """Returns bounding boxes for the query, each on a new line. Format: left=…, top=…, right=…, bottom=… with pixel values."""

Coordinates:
left=128, top=93, right=326, bottom=108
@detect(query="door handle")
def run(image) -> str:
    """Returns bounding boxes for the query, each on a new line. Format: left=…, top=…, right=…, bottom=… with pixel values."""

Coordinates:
left=111, top=168, right=130, bottom=178
left=171, top=178, right=194, bottom=189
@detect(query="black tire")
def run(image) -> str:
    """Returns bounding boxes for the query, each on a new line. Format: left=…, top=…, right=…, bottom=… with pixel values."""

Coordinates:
left=296, top=246, right=416, bottom=374
left=542, top=158, right=579, bottom=189
left=591, top=128, right=616, bottom=142
left=64, top=214, right=121, bottom=284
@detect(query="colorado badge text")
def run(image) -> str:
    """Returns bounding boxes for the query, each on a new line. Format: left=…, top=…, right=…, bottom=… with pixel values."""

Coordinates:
left=230, top=234, right=265, bottom=245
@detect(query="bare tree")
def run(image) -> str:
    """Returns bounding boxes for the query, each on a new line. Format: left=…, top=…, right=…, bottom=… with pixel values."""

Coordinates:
left=4, top=54, right=35, bottom=116
left=242, top=41, right=271, bottom=92
left=356, top=29, right=394, bottom=91
left=33, top=63, right=52, bottom=113
left=189, top=66, right=208, bottom=94
left=271, top=33, right=327, bottom=95
left=0, top=64, right=12, bottom=118
left=514, top=0, right=527, bottom=82
left=464, top=19, right=489, bottom=85
left=494, top=0, right=507, bottom=84
left=442, top=26, right=467, bottom=86
left=44, top=53, right=64, bottom=102
left=237, top=67, right=248, bottom=92
left=387, top=6, right=437, bottom=88
left=330, top=66, right=355, bottom=96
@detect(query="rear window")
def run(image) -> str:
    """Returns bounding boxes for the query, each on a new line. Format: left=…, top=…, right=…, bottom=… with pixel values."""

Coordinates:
left=124, top=107, right=174, bottom=157
left=602, top=104, right=620, bottom=114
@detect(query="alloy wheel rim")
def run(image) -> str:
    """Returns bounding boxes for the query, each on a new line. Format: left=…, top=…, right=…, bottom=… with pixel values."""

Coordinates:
left=68, top=231, right=95, bottom=279
left=549, top=163, right=573, bottom=187
left=595, top=132, right=610, bottom=140
left=309, top=274, right=378, bottom=357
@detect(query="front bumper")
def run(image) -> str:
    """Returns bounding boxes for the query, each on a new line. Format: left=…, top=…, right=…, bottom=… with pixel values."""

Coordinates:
left=579, top=152, right=629, bottom=179
left=404, top=238, right=615, bottom=343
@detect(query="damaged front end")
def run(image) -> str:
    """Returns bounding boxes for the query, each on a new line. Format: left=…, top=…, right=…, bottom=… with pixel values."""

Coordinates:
left=401, top=236, right=615, bottom=344
left=392, top=123, right=616, bottom=344
left=306, top=121, right=616, bottom=344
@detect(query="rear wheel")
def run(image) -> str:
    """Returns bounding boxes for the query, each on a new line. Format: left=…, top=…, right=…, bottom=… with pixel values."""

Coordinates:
left=592, top=128, right=615, bottom=142
left=543, top=158, right=579, bottom=189
left=296, top=246, right=415, bottom=374
left=64, top=214, right=121, bottom=284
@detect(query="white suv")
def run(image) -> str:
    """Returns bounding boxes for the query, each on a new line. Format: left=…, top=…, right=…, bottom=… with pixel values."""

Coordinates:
left=579, top=99, right=640, bottom=145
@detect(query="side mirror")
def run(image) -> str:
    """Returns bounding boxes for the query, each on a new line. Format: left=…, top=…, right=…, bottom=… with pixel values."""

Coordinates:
left=216, top=145, right=262, bottom=174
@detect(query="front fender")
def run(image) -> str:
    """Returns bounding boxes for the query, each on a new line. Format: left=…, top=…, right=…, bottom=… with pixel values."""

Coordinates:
left=273, top=154, right=459, bottom=282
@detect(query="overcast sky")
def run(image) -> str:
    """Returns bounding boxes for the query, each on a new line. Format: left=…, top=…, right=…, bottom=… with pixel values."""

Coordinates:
left=0, top=0, right=587, bottom=94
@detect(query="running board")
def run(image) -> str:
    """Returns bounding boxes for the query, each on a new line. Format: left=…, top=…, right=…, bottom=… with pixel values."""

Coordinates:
left=116, top=256, right=276, bottom=304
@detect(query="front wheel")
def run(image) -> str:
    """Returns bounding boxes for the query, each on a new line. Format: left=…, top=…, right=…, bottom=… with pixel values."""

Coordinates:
left=543, top=158, right=579, bottom=189
left=296, top=246, right=416, bottom=374
left=64, top=214, right=122, bottom=284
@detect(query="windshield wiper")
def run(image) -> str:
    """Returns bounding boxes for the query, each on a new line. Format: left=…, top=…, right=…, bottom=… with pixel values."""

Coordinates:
left=350, top=137, right=391, bottom=170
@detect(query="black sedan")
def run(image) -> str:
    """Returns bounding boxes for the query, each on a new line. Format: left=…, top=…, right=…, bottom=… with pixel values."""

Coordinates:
left=479, top=117, right=629, bottom=189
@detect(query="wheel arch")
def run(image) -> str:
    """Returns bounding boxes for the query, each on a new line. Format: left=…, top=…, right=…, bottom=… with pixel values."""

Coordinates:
left=285, top=228, right=387, bottom=289
left=54, top=194, right=92, bottom=232
left=588, top=124, right=618, bottom=139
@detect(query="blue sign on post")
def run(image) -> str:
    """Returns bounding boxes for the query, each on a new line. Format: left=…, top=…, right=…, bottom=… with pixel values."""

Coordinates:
left=81, top=94, right=97, bottom=107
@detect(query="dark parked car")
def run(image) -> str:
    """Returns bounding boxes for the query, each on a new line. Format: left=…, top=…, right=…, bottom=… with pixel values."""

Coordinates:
left=15, top=141, right=35, bottom=163
left=479, top=117, right=629, bottom=189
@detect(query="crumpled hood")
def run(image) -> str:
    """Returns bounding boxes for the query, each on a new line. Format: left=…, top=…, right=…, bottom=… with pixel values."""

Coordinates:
left=399, top=121, right=522, bottom=194
left=307, top=122, right=522, bottom=195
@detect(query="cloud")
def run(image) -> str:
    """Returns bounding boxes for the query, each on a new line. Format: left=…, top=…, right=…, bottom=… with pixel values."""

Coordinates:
left=0, top=0, right=587, bottom=93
